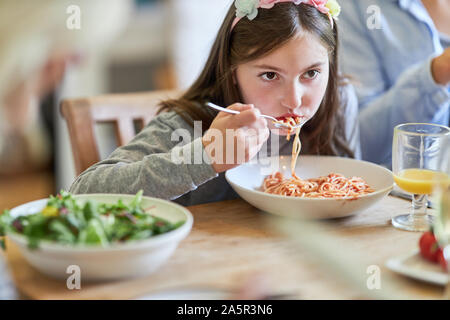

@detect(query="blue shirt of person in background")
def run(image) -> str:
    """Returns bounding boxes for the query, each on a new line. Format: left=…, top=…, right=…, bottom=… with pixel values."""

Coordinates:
left=338, top=0, right=450, bottom=167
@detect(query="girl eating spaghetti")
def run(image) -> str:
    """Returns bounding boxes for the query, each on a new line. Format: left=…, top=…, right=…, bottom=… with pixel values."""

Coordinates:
left=70, top=0, right=365, bottom=205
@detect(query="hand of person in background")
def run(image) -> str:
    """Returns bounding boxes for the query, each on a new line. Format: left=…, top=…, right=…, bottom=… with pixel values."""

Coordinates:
left=432, top=47, right=450, bottom=86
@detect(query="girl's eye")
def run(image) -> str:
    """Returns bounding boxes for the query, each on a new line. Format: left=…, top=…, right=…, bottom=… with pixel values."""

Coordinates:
left=302, top=70, right=320, bottom=80
left=260, top=72, right=278, bottom=81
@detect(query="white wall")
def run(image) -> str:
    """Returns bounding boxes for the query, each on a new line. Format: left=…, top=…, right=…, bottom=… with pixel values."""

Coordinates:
left=169, top=0, right=233, bottom=89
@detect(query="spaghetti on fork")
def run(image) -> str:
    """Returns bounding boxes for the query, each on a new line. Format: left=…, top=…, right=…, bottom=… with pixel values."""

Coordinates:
left=273, top=115, right=304, bottom=178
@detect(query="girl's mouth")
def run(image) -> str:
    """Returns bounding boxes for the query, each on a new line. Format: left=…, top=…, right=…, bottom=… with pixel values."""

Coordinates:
left=275, top=113, right=305, bottom=121
left=270, top=114, right=307, bottom=136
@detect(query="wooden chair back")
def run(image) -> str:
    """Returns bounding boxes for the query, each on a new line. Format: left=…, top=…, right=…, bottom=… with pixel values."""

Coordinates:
left=60, top=90, right=179, bottom=175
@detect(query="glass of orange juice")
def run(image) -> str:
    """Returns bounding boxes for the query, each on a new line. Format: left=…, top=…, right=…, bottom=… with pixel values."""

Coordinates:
left=392, top=123, right=450, bottom=232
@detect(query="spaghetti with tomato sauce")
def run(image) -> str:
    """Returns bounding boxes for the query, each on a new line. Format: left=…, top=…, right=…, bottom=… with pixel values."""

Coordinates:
left=264, top=116, right=374, bottom=199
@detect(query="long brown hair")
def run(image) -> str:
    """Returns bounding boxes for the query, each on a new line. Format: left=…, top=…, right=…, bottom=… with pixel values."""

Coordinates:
left=158, top=2, right=354, bottom=157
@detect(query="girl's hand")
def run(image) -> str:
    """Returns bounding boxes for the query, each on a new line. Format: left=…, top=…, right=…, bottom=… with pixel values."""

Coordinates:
left=202, top=103, right=270, bottom=173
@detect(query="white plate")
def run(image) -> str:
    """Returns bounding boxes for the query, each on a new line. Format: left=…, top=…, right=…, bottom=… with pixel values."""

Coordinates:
left=7, top=194, right=193, bottom=281
left=225, top=155, right=394, bottom=219
left=385, top=250, right=447, bottom=286
left=135, top=287, right=230, bottom=300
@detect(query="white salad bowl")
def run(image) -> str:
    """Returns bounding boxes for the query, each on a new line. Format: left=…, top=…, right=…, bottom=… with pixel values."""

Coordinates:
left=225, top=155, right=394, bottom=219
left=6, top=194, right=193, bottom=281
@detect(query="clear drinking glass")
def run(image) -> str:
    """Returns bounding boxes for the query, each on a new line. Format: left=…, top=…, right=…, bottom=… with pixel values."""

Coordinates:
left=432, top=135, right=450, bottom=298
left=391, top=123, right=450, bottom=232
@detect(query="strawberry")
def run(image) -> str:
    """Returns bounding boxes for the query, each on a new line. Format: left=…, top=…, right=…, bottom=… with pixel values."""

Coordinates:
left=419, top=231, right=441, bottom=262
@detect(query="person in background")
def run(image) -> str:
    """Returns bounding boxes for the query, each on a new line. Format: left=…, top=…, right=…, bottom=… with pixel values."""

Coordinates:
left=338, top=0, right=450, bottom=167
left=0, top=0, right=131, bottom=300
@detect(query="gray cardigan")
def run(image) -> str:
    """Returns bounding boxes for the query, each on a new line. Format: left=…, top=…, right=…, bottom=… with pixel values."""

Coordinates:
left=70, top=85, right=361, bottom=206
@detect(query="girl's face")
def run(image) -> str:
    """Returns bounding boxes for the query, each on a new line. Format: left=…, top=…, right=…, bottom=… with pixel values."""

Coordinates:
left=235, top=32, right=330, bottom=135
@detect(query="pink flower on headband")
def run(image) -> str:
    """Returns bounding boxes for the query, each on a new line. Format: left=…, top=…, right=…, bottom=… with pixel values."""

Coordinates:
left=259, top=0, right=278, bottom=8
left=304, top=0, right=329, bottom=14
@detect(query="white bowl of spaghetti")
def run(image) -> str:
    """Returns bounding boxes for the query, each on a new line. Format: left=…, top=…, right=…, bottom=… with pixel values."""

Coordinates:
left=225, top=155, right=394, bottom=219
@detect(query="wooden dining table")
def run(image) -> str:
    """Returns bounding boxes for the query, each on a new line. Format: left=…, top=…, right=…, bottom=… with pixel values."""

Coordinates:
left=1, top=193, right=446, bottom=300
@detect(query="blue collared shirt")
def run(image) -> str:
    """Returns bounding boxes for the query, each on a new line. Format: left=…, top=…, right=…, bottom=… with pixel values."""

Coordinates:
left=338, top=0, right=450, bottom=167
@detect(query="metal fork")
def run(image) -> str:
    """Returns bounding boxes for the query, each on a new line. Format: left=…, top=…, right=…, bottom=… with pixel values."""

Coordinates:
left=206, top=102, right=305, bottom=130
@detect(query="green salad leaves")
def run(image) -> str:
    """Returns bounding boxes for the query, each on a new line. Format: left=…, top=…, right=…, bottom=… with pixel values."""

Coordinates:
left=0, top=191, right=184, bottom=249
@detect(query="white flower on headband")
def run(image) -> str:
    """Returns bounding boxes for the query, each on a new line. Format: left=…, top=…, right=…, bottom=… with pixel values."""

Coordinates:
left=235, top=0, right=259, bottom=21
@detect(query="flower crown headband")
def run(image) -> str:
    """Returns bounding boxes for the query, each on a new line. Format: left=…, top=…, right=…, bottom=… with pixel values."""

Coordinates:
left=231, top=0, right=341, bottom=30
